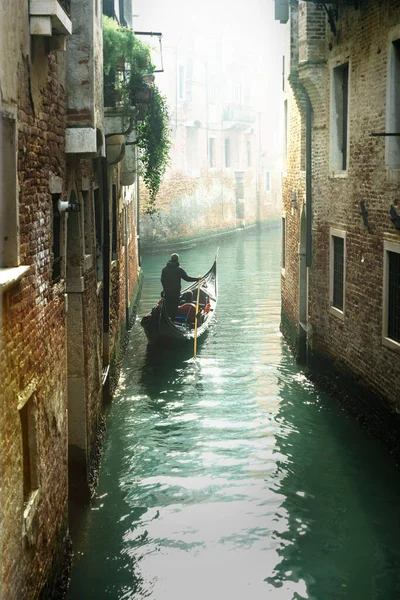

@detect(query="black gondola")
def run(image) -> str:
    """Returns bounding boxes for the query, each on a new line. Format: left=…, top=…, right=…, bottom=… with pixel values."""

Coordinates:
left=140, top=254, right=218, bottom=345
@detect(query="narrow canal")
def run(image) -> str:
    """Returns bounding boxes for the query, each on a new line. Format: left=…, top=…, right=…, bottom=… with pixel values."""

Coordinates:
left=68, top=226, right=400, bottom=600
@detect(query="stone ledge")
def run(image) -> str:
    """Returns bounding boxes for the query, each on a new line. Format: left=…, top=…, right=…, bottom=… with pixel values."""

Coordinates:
left=0, top=265, right=31, bottom=292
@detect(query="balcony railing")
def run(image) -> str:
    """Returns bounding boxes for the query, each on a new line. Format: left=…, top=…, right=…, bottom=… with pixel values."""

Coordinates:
left=222, top=104, right=256, bottom=125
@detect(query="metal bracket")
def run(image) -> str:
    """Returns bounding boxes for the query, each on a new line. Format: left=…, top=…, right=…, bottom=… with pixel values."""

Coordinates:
left=314, top=2, right=338, bottom=35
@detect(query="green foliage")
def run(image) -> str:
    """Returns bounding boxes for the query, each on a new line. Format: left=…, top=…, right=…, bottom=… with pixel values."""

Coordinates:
left=103, top=16, right=152, bottom=78
left=102, top=16, right=171, bottom=212
left=136, top=86, right=171, bottom=214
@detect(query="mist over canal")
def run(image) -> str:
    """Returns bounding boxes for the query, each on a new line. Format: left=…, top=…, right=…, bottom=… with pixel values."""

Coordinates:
left=68, top=226, right=400, bottom=600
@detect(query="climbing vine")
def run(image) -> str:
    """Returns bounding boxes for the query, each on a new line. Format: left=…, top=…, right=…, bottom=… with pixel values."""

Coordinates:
left=103, top=16, right=171, bottom=211
left=136, top=86, right=171, bottom=214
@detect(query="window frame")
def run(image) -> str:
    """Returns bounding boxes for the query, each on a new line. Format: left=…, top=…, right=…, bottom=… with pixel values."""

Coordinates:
left=1, top=113, right=19, bottom=268
left=329, top=227, right=346, bottom=320
left=330, top=61, right=350, bottom=177
left=382, top=239, right=400, bottom=352
left=386, top=27, right=400, bottom=180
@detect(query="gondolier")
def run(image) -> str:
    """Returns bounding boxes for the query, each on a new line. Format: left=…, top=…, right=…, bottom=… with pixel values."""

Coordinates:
left=161, top=253, right=200, bottom=318
left=141, top=251, right=218, bottom=344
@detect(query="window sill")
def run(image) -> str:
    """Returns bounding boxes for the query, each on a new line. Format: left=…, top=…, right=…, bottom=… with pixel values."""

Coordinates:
left=0, top=266, right=31, bottom=293
left=386, top=169, right=400, bottom=184
left=329, top=305, right=344, bottom=321
left=329, top=170, right=348, bottom=179
left=382, top=336, right=400, bottom=353
left=23, top=488, right=40, bottom=547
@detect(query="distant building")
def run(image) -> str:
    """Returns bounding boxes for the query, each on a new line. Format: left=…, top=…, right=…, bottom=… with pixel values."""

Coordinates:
left=0, top=0, right=142, bottom=596
left=275, top=1, right=400, bottom=416
left=140, top=32, right=282, bottom=247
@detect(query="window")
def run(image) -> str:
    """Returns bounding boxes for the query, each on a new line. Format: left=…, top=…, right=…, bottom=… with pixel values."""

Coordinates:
left=94, top=188, right=103, bottom=282
left=331, top=63, right=349, bottom=172
left=209, top=137, right=216, bottom=168
left=247, top=141, right=251, bottom=167
left=383, top=241, right=400, bottom=351
left=387, top=39, right=400, bottom=169
left=265, top=170, right=271, bottom=192
left=178, top=65, right=185, bottom=100
left=330, top=228, right=346, bottom=318
left=20, top=396, right=39, bottom=503
left=1, top=115, right=18, bottom=267
left=224, top=138, right=231, bottom=168
left=52, top=195, right=61, bottom=283
left=283, top=99, right=288, bottom=171
left=281, top=216, right=286, bottom=274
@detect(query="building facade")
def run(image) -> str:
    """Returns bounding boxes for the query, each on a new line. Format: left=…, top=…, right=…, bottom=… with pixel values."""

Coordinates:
left=0, top=0, right=142, bottom=597
left=276, top=1, right=400, bottom=417
left=139, top=24, right=283, bottom=248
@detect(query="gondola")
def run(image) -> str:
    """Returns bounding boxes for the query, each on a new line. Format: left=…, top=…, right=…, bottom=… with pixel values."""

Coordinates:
left=140, top=254, right=218, bottom=345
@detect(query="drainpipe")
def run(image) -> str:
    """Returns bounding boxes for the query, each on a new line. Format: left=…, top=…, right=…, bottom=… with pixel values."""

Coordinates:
left=305, top=94, right=312, bottom=267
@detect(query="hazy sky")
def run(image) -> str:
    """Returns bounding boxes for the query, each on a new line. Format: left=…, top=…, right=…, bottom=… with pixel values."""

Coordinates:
left=132, top=0, right=285, bottom=155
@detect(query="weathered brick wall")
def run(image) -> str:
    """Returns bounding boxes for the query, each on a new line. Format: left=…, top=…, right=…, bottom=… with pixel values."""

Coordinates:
left=1, top=46, right=68, bottom=599
left=281, top=11, right=307, bottom=353
left=139, top=169, right=238, bottom=245
left=284, top=1, right=400, bottom=407
left=78, top=160, right=103, bottom=473
left=109, top=174, right=140, bottom=393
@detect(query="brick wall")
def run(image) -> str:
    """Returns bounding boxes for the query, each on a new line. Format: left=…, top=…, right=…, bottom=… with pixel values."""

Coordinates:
left=283, top=0, right=400, bottom=409
left=1, top=45, right=68, bottom=599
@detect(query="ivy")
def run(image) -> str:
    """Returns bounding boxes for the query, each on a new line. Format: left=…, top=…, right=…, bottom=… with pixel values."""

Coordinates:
left=103, top=16, right=171, bottom=211
left=136, top=86, right=171, bottom=214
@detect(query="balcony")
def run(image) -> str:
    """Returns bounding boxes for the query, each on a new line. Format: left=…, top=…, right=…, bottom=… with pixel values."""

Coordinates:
left=30, top=0, right=72, bottom=36
left=222, top=104, right=256, bottom=130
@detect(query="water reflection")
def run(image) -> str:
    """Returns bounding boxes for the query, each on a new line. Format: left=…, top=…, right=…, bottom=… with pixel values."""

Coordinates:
left=68, top=227, right=400, bottom=600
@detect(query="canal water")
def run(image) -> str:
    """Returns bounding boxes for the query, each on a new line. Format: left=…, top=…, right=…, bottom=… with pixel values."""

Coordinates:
left=68, top=225, right=400, bottom=600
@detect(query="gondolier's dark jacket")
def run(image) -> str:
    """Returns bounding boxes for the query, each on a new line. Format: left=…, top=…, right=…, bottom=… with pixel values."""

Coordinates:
left=161, top=260, right=198, bottom=294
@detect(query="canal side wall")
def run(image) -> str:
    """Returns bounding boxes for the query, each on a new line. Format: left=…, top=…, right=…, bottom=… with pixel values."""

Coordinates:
left=280, top=7, right=307, bottom=360
left=66, top=157, right=105, bottom=503
left=139, top=164, right=280, bottom=249
left=109, top=190, right=142, bottom=395
left=279, top=1, right=400, bottom=442
left=0, top=19, right=70, bottom=600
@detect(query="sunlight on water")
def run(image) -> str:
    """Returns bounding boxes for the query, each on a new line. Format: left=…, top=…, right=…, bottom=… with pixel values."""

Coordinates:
left=68, top=227, right=400, bottom=600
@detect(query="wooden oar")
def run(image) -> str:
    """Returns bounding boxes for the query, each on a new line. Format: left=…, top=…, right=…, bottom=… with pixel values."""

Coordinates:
left=193, top=278, right=201, bottom=359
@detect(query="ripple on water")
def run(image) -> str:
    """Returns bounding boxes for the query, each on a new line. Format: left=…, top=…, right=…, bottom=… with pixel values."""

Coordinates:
left=68, top=228, right=400, bottom=600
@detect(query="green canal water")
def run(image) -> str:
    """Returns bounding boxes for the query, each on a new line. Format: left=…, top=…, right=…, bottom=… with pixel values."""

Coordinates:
left=68, top=226, right=400, bottom=600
